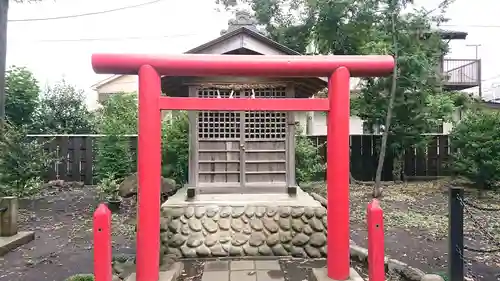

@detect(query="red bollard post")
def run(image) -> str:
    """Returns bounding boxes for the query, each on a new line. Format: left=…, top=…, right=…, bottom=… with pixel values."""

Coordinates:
left=94, top=204, right=112, bottom=281
left=367, top=199, right=385, bottom=281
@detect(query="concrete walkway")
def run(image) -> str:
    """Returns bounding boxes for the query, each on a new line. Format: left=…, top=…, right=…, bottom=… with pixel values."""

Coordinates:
left=201, top=260, right=285, bottom=281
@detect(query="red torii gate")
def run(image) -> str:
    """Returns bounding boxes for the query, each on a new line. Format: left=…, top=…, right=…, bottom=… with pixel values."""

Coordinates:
left=91, top=53, right=394, bottom=281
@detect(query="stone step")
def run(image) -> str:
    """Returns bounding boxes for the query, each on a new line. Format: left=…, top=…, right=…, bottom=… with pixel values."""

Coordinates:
left=202, top=260, right=284, bottom=281
left=0, top=231, right=35, bottom=256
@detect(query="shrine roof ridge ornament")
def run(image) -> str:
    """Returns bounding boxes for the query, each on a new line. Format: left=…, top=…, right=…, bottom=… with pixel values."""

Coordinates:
left=220, top=10, right=262, bottom=35
left=91, top=53, right=395, bottom=78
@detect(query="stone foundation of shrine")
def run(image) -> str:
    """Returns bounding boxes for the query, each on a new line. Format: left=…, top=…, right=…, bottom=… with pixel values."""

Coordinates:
left=160, top=187, right=328, bottom=258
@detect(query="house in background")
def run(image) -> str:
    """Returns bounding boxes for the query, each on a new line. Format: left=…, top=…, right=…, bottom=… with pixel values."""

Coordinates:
left=91, top=74, right=175, bottom=120
left=90, top=12, right=481, bottom=135
left=91, top=75, right=138, bottom=103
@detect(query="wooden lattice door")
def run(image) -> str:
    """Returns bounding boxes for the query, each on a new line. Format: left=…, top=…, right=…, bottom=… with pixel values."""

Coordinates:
left=197, top=88, right=243, bottom=188
left=242, top=88, right=287, bottom=187
left=196, top=86, right=289, bottom=191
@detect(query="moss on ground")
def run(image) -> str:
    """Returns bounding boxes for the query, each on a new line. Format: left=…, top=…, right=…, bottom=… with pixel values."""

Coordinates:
left=65, top=274, right=94, bottom=281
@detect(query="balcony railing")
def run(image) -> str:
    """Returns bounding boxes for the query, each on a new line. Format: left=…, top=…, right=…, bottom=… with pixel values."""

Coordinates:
left=442, top=59, right=481, bottom=90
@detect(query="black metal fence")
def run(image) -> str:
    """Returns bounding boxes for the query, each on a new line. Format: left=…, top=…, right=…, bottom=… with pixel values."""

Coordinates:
left=448, top=186, right=500, bottom=281
left=310, top=134, right=452, bottom=181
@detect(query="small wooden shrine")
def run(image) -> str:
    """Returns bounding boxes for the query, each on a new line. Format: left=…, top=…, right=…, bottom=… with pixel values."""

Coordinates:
left=162, top=11, right=327, bottom=196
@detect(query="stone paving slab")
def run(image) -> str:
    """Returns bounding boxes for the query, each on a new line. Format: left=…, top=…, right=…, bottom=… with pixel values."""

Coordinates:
left=231, top=270, right=256, bottom=281
left=205, top=260, right=229, bottom=271
left=202, top=260, right=284, bottom=281
left=230, top=260, right=256, bottom=271
left=255, top=260, right=280, bottom=270
left=202, top=271, right=229, bottom=281
left=125, top=262, right=184, bottom=281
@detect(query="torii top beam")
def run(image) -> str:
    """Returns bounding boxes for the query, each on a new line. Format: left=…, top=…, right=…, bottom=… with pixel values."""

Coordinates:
left=91, top=53, right=394, bottom=77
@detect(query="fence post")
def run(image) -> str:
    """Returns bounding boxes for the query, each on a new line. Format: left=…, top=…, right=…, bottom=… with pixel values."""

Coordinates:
left=449, top=186, right=464, bottom=281
left=367, top=199, right=385, bottom=281
left=94, top=204, right=112, bottom=281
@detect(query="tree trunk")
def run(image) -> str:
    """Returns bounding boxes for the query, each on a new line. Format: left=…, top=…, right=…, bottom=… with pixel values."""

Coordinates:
left=373, top=4, right=399, bottom=198
left=0, top=0, right=8, bottom=124
left=392, top=151, right=404, bottom=182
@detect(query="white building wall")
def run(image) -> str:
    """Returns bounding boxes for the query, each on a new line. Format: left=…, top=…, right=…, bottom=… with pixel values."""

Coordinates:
left=295, top=109, right=461, bottom=136
left=295, top=112, right=364, bottom=135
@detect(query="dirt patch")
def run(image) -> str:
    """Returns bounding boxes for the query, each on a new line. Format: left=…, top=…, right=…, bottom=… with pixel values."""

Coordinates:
left=304, top=180, right=500, bottom=281
left=351, top=259, right=408, bottom=281
left=280, top=258, right=326, bottom=281
left=0, top=186, right=136, bottom=281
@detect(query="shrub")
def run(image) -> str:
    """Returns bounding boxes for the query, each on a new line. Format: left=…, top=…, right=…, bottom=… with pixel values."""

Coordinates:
left=161, top=111, right=189, bottom=185
left=450, top=110, right=500, bottom=190
left=96, top=173, right=120, bottom=200
left=0, top=122, right=55, bottom=197
left=295, top=126, right=325, bottom=184
left=95, top=93, right=137, bottom=182
left=94, top=94, right=190, bottom=185
left=95, top=134, right=134, bottom=182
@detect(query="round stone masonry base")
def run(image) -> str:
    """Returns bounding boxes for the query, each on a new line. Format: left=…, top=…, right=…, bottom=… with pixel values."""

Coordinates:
left=160, top=204, right=328, bottom=258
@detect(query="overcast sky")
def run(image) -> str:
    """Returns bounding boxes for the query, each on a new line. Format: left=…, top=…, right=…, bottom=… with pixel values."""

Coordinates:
left=6, top=0, right=500, bottom=106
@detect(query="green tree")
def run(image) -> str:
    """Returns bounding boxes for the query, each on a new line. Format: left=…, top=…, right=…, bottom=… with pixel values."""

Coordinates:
left=5, top=66, right=39, bottom=126
left=96, top=93, right=138, bottom=134
left=30, top=80, right=96, bottom=134
left=354, top=0, right=460, bottom=196
left=450, top=109, right=500, bottom=190
left=218, top=0, right=463, bottom=193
